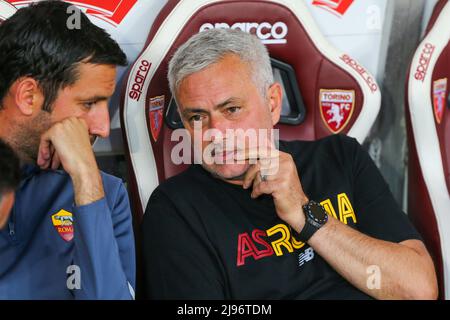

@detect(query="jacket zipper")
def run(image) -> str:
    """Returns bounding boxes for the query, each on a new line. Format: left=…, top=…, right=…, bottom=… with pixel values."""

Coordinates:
left=8, top=206, right=16, bottom=242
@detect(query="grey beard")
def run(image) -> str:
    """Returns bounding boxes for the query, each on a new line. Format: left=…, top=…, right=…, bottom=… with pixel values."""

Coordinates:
left=202, top=164, right=248, bottom=182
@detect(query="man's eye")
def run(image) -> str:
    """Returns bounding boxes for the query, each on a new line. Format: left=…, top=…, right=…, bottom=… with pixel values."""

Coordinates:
left=227, top=106, right=241, bottom=114
left=189, top=114, right=203, bottom=122
left=83, top=101, right=96, bottom=109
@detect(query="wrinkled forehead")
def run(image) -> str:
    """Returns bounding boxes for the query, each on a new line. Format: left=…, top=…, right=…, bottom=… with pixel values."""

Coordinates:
left=176, top=56, right=255, bottom=107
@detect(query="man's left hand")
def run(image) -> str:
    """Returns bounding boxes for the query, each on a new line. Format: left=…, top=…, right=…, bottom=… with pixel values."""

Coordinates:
left=239, top=147, right=309, bottom=232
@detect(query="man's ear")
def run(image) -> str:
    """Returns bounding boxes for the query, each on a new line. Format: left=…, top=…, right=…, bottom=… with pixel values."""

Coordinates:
left=268, top=82, right=282, bottom=126
left=13, top=77, right=44, bottom=116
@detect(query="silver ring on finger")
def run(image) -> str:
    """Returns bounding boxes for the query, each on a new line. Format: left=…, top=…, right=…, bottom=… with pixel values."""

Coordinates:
left=260, top=172, right=267, bottom=182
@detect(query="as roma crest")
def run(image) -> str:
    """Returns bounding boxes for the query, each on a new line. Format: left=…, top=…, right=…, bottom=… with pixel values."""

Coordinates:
left=149, top=95, right=164, bottom=142
left=433, top=78, right=447, bottom=124
left=51, top=210, right=74, bottom=242
left=320, top=89, right=355, bottom=134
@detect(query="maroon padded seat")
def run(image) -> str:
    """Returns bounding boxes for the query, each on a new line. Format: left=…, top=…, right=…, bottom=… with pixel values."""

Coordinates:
left=405, top=0, right=450, bottom=299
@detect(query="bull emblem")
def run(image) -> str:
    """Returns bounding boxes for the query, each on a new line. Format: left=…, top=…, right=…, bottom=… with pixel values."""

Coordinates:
left=327, top=103, right=351, bottom=129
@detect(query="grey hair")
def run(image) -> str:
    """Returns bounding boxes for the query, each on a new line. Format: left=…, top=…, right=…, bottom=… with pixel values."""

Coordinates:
left=168, top=28, right=273, bottom=100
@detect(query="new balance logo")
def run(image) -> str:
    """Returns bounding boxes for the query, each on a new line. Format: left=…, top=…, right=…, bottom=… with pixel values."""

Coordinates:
left=298, top=247, right=315, bottom=267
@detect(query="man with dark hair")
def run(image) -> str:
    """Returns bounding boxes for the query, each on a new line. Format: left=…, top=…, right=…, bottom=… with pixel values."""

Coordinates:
left=0, top=140, right=20, bottom=229
left=0, top=1, right=135, bottom=299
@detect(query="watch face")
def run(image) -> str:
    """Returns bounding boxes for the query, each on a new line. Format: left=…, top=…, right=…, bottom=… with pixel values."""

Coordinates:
left=309, top=202, right=328, bottom=223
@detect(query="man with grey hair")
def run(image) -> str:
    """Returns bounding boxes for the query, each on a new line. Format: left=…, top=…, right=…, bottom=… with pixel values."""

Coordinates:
left=142, top=29, right=437, bottom=299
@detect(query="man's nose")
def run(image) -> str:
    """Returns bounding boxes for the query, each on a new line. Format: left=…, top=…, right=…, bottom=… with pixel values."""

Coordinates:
left=208, top=114, right=228, bottom=134
left=86, top=103, right=110, bottom=138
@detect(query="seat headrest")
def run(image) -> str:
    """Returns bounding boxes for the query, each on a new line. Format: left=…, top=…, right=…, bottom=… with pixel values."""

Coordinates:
left=407, top=0, right=450, bottom=299
left=408, top=0, right=450, bottom=197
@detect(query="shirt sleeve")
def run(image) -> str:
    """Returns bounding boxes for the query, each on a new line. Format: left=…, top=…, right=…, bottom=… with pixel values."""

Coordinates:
left=71, top=182, right=136, bottom=299
left=347, top=136, right=422, bottom=243
left=142, top=189, right=225, bottom=299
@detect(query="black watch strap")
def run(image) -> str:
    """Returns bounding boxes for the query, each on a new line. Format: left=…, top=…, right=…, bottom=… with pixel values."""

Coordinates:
left=297, top=219, right=318, bottom=243
left=297, top=200, right=328, bottom=243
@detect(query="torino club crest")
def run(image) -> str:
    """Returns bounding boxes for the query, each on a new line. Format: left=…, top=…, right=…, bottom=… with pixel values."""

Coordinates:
left=433, top=78, right=447, bottom=124
left=320, top=89, right=355, bottom=134
left=4, top=0, right=137, bottom=26
left=149, top=96, right=165, bottom=142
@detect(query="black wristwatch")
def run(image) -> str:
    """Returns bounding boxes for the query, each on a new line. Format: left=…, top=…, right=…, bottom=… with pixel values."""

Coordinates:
left=297, top=200, right=328, bottom=242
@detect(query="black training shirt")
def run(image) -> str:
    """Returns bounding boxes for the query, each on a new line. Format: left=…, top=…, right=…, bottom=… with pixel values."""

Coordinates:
left=142, top=135, right=422, bottom=299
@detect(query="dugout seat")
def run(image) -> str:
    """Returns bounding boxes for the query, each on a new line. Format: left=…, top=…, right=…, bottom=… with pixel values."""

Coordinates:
left=405, top=0, right=450, bottom=299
